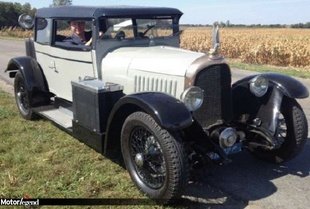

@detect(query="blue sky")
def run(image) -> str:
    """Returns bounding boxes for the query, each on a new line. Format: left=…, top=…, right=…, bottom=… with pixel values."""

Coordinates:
left=4, top=0, right=310, bottom=25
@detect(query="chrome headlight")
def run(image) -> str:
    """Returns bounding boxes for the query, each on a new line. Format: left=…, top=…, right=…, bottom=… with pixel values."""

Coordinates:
left=249, top=75, right=269, bottom=97
left=180, top=87, right=204, bottom=111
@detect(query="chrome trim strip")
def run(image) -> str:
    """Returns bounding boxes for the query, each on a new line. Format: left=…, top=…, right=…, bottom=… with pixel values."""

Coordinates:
left=185, top=54, right=227, bottom=88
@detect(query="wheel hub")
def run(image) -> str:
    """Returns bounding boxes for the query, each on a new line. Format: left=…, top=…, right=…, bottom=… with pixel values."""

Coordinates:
left=17, top=92, right=22, bottom=99
left=135, top=153, right=144, bottom=167
left=129, top=126, right=166, bottom=189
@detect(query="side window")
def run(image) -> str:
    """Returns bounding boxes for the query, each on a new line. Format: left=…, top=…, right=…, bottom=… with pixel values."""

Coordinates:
left=103, top=18, right=134, bottom=40
left=35, top=18, right=51, bottom=44
left=54, top=20, right=70, bottom=41
left=54, top=19, right=93, bottom=50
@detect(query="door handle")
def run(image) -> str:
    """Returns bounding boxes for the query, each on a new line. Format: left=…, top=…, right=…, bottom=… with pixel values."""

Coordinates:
left=48, top=61, right=58, bottom=73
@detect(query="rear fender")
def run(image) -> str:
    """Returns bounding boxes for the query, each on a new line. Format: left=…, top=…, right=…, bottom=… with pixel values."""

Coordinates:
left=6, top=56, right=50, bottom=105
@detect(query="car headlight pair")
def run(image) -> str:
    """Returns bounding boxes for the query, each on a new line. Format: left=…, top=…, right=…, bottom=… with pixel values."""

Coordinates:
left=180, top=87, right=204, bottom=111
left=249, top=75, right=269, bottom=97
left=180, top=75, right=268, bottom=111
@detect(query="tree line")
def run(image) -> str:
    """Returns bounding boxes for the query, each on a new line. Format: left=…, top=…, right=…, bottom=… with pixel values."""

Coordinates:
left=0, top=2, right=36, bottom=28
left=0, top=0, right=72, bottom=28
left=182, top=21, right=310, bottom=29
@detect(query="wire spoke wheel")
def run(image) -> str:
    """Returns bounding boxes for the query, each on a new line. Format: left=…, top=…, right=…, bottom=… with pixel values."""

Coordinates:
left=16, top=79, right=30, bottom=115
left=249, top=97, right=308, bottom=163
left=121, top=112, right=188, bottom=203
left=130, top=127, right=166, bottom=189
left=274, top=113, right=287, bottom=149
left=14, top=72, right=35, bottom=120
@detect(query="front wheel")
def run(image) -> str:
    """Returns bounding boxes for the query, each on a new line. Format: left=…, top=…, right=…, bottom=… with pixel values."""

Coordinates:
left=250, top=97, right=308, bottom=163
left=121, top=112, right=188, bottom=204
left=14, top=72, right=35, bottom=120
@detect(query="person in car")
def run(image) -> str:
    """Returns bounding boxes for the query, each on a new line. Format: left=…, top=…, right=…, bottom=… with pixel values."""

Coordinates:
left=64, top=21, right=92, bottom=46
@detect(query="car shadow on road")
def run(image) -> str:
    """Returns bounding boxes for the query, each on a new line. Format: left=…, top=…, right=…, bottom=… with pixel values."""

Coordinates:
left=178, top=140, right=310, bottom=209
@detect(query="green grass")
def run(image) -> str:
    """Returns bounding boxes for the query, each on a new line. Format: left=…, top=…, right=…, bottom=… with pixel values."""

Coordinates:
left=0, top=91, right=173, bottom=209
left=229, top=59, right=310, bottom=79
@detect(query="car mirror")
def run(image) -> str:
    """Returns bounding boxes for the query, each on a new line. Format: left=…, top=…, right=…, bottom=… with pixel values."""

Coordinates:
left=18, top=14, right=34, bottom=29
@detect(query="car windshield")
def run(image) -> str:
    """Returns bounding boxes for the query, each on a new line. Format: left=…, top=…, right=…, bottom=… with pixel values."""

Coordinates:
left=100, top=17, right=175, bottom=40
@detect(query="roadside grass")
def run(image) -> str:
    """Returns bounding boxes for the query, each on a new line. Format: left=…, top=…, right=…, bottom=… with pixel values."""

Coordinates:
left=0, top=27, right=32, bottom=39
left=229, top=59, right=310, bottom=79
left=0, top=90, right=174, bottom=209
left=0, top=36, right=24, bottom=41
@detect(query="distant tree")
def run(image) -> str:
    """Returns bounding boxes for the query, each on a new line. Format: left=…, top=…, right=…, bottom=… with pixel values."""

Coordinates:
left=22, top=3, right=36, bottom=16
left=22, top=2, right=31, bottom=12
left=0, top=2, right=36, bottom=28
left=0, top=2, right=21, bottom=27
left=219, top=21, right=226, bottom=27
left=51, top=0, right=72, bottom=7
left=291, top=22, right=310, bottom=28
left=226, top=20, right=230, bottom=27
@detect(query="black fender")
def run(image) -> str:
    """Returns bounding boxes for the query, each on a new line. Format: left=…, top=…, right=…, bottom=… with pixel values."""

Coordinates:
left=232, top=73, right=308, bottom=135
left=103, top=92, right=192, bottom=157
left=6, top=56, right=50, bottom=105
left=232, top=73, right=309, bottom=99
left=109, top=92, right=192, bottom=130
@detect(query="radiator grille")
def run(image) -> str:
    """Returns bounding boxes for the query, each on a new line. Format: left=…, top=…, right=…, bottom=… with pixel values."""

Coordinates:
left=194, top=64, right=232, bottom=127
left=134, top=76, right=178, bottom=96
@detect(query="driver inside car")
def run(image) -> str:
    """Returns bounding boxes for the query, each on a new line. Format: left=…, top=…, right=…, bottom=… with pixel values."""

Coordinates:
left=63, top=21, right=92, bottom=46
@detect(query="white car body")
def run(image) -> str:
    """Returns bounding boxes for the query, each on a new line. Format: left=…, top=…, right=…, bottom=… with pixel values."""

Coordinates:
left=102, top=46, right=204, bottom=98
left=35, top=43, right=205, bottom=101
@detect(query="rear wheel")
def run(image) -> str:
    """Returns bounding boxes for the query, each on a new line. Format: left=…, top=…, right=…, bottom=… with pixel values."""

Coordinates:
left=14, top=72, right=35, bottom=120
left=121, top=112, right=188, bottom=204
left=250, top=97, right=308, bottom=163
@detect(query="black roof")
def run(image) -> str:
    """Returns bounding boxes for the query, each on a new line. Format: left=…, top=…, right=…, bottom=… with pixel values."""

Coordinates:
left=36, top=6, right=183, bottom=19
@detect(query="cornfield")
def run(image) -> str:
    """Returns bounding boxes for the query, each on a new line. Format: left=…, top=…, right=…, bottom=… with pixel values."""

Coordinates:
left=1, top=27, right=310, bottom=69
left=181, top=27, right=310, bottom=70
left=0, top=26, right=32, bottom=38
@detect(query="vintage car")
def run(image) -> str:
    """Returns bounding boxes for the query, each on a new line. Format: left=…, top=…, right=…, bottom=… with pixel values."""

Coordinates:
left=6, top=6, right=309, bottom=203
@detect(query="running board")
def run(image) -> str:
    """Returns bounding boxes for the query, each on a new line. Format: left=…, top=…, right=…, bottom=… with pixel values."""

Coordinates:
left=34, top=105, right=105, bottom=154
left=35, top=105, right=73, bottom=129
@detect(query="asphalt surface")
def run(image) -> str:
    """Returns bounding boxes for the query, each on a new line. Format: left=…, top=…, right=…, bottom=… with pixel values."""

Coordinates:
left=0, top=39, right=309, bottom=209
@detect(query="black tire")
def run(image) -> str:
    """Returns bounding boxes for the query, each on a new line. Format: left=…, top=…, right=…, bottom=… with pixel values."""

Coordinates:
left=121, top=112, right=188, bottom=204
left=251, top=97, right=308, bottom=163
left=14, top=72, right=35, bottom=120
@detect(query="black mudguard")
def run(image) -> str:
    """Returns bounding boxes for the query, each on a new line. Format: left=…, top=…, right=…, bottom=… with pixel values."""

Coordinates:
left=6, top=56, right=49, bottom=105
left=232, top=73, right=309, bottom=135
left=232, top=73, right=309, bottom=99
left=109, top=92, right=192, bottom=130
left=104, top=92, right=192, bottom=157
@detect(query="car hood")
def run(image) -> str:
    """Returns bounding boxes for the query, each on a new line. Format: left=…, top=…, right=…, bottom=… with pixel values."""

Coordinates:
left=108, top=46, right=205, bottom=76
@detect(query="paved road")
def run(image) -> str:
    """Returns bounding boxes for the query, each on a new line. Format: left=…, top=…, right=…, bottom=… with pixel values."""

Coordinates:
left=0, top=38, right=25, bottom=84
left=0, top=39, right=309, bottom=209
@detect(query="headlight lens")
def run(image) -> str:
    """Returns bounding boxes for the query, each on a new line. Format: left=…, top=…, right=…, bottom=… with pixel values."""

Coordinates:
left=249, top=76, right=269, bottom=97
left=180, top=87, right=204, bottom=111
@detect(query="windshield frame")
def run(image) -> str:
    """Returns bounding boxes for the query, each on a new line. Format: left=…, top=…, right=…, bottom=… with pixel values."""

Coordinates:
left=92, top=14, right=181, bottom=79
left=97, top=15, right=180, bottom=41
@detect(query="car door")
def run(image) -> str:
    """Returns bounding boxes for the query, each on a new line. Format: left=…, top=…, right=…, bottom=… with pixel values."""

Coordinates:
left=49, top=47, right=94, bottom=101
left=35, top=18, right=95, bottom=102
